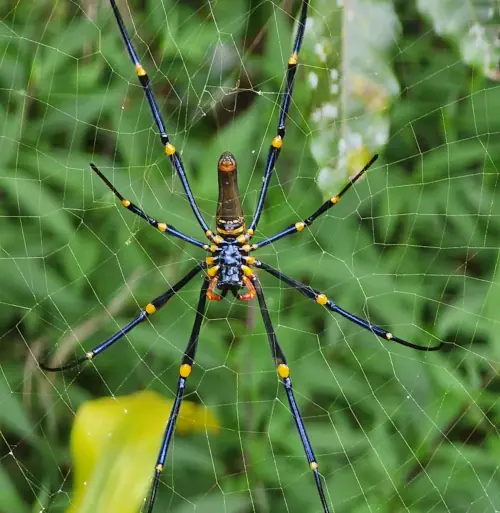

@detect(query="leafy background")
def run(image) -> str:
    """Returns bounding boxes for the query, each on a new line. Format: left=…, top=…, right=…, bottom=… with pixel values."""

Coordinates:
left=1, top=0, right=500, bottom=512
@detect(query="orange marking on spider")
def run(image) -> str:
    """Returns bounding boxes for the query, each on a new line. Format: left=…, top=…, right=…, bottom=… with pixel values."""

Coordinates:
left=241, top=265, right=254, bottom=277
left=164, top=143, right=176, bottom=155
left=272, top=135, right=283, bottom=149
left=316, top=294, right=328, bottom=305
left=206, top=277, right=223, bottom=301
left=277, top=363, right=290, bottom=378
left=238, top=276, right=256, bottom=301
left=135, top=64, right=147, bottom=76
left=207, top=265, right=219, bottom=277
left=179, top=364, right=192, bottom=378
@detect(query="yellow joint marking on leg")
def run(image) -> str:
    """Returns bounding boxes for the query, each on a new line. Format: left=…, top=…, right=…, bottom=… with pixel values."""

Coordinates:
left=214, top=234, right=224, bottom=244
left=277, top=363, right=290, bottom=379
left=206, top=256, right=216, bottom=265
left=145, top=303, right=157, bottom=315
left=164, top=143, right=176, bottom=156
left=252, top=244, right=258, bottom=251
left=158, top=223, right=167, bottom=232
left=245, top=256, right=256, bottom=265
left=316, top=294, right=328, bottom=305
left=242, top=244, right=251, bottom=253
left=331, top=195, right=339, bottom=204
left=241, top=265, right=254, bottom=277
left=310, top=461, right=319, bottom=470
left=295, top=221, right=305, bottom=231
left=86, top=351, right=94, bottom=360
left=180, top=364, right=192, bottom=378
left=288, top=52, right=298, bottom=66
left=272, top=135, right=283, bottom=149
left=210, top=245, right=218, bottom=253
left=136, top=64, right=147, bottom=76
left=247, top=228, right=254, bottom=236
left=121, top=199, right=131, bottom=207
left=236, top=234, right=247, bottom=244
left=205, top=230, right=213, bottom=237
left=207, top=265, right=219, bottom=277
left=386, top=332, right=393, bottom=340
left=155, top=464, right=164, bottom=472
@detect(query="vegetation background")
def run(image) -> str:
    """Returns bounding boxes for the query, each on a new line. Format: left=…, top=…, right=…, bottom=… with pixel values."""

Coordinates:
left=1, top=0, right=500, bottom=512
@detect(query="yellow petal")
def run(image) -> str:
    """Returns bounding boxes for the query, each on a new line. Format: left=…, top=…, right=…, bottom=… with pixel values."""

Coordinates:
left=67, top=390, right=218, bottom=513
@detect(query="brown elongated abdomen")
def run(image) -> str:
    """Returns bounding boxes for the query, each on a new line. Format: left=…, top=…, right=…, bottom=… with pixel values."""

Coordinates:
left=216, top=152, right=245, bottom=236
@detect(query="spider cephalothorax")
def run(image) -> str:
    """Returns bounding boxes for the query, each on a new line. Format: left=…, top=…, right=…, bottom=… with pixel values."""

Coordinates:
left=40, top=2, right=443, bottom=512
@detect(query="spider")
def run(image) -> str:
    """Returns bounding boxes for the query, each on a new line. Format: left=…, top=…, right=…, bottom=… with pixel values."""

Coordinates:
left=40, top=1, right=443, bottom=511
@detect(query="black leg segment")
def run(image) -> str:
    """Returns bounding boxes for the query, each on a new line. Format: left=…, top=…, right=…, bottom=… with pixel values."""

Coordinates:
left=108, top=0, right=212, bottom=238
left=90, top=164, right=208, bottom=251
left=145, top=277, right=209, bottom=513
left=254, top=260, right=443, bottom=352
left=39, top=263, right=206, bottom=372
left=253, top=155, right=378, bottom=251
left=246, top=0, right=310, bottom=236
left=253, top=275, right=331, bottom=513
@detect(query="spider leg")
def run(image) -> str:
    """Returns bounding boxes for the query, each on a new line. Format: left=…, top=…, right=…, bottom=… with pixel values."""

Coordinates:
left=146, top=277, right=209, bottom=512
left=39, top=262, right=206, bottom=372
left=251, top=155, right=378, bottom=251
left=244, top=0, right=310, bottom=238
left=237, top=276, right=256, bottom=301
left=254, top=260, right=443, bottom=352
left=108, top=0, right=214, bottom=241
left=253, top=275, right=331, bottom=513
left=90, top=164, right=209, bottom=251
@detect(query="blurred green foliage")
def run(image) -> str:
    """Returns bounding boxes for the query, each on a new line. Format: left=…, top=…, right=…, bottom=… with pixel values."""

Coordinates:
left=1, top=0, right=500, bottom=512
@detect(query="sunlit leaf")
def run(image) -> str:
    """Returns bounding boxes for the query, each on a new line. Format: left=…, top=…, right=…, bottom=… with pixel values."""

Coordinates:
left=417, top=0, right=500, bottom=81
left=302, top=0, right=400, bottom=195
left=67, top=390, right=219, bottom=513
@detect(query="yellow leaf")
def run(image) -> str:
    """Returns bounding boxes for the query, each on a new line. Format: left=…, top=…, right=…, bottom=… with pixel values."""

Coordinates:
left=67, top=390, right=219, bottom=513
left=347, top=146, right=373, bottom=179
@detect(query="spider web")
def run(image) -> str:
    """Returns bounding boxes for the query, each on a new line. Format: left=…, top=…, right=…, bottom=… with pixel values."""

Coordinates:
left=1, top=1, right=500, bottom=512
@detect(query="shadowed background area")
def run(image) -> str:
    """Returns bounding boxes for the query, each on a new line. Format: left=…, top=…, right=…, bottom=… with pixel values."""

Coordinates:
left=1, top=0, right=500, bottom=512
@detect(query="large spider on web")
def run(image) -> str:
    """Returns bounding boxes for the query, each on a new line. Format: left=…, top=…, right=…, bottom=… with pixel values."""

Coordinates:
left=40, top=1, right=443, bottom=511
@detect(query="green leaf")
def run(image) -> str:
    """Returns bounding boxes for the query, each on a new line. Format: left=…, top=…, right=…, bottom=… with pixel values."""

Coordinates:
left=0, top=464, right=29, bottom=513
